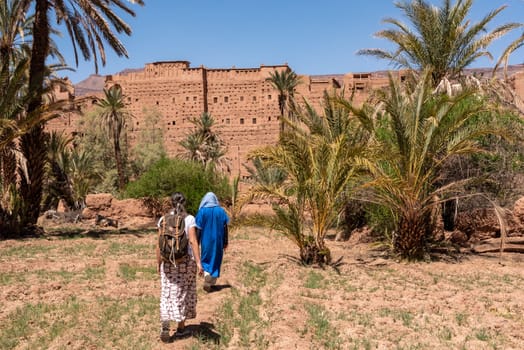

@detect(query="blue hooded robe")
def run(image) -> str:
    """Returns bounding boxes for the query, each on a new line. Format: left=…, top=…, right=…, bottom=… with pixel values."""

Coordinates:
left=195, top=192, right=230, bottom=278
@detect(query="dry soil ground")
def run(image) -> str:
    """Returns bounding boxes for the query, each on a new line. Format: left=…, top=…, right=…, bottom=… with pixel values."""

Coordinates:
left=1, top=223, right=523, bottom=350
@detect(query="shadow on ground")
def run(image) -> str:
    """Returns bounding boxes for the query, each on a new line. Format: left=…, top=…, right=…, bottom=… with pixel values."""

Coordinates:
left=42, top=227, right=157, bottom=240
left=187, top=321, right=221, bottom=344
left=204, top=284, right=232, bottom=293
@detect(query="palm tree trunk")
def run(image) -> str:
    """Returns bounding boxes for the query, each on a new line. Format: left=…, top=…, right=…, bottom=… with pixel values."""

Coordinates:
left=113, top=136, right=126, bottom=190
left=1, top=145, right=16, bottom=195
left=279, top=94, right=286, bottom=133
left=442, top=199, right=456, bottom=231
left=19, top=126, right=47, bottom=226
left=19, top=0, right=50, bottom=229
left=394, top=208, right=432, bottom=259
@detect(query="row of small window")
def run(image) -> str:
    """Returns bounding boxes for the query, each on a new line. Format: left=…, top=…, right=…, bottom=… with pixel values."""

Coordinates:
left=224, top=117, right=258, bottom=125
left=128, top=116, right=277, bottom=129
left=213, top=95, right=271, bottom=103
left=127, top=95, right=273, bottom=104
left=168, top=117, right=264, bottom=126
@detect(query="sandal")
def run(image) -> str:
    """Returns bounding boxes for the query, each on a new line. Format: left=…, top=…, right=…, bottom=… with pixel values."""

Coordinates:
left=160, top=322, right=170, bottom=342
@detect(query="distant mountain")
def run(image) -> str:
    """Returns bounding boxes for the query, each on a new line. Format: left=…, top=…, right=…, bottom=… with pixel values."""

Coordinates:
left=73, top=67, right=144, bottom=96
left=73, top=74, right=106, bottom=96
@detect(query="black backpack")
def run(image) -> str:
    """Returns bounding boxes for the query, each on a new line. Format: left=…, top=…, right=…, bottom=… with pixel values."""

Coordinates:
left=159, top=212, right=189, bottom=264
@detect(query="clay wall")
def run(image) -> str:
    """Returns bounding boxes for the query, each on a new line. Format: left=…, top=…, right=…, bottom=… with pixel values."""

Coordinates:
left=45, top=81, right=101, bottom=137
left=47, top=61, right=524, bottom=181
left=106, top=61, right=288, bottom=177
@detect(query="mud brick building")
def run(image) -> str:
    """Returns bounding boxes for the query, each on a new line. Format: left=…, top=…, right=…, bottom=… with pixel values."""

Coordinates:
left=47, top=61, right=524, bottom=179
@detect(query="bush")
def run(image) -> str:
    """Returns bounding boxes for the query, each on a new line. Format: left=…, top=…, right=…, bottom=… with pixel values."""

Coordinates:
left=365, top=203, right=395, bottom=239
left=124, top=157, right=230, bottom=214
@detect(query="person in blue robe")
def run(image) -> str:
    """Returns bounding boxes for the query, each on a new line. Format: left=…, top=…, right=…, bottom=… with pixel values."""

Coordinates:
left=195, top=192, right=230, bottom=292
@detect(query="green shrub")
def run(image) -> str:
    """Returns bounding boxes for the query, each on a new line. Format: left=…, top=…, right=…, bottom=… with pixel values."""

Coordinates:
left=366, top=203, right=395, bottom=239
left=124, top=157, right=230, bottom=214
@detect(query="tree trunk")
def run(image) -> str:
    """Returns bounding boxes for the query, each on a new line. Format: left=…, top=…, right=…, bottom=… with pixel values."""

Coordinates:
left=20, top=0, right=50, bottom=229
left=1, top=145, right=17, bottom=195
left=279, top=94, right=286, bottom=133
left=114, top=135, right=126, bottom=190
left=394, top=209, right=432, bottom=260
left=299, top=239, right=332, bottom=265
left=442, top=199, right=456, bottom=231
left=42, top=161, right=76, bottom=211
left=19, top=126, right=47, bottom=227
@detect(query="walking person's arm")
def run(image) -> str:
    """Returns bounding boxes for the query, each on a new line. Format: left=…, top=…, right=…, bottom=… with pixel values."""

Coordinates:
left=156, top=232, right=162, bottom=274
left=188, top=226, right=203, bottom=276
left=156, top=217, right=164, bottom=274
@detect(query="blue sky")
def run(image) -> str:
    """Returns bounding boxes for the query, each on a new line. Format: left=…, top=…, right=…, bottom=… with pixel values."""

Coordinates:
left=55, top=1, right=524, bottom=84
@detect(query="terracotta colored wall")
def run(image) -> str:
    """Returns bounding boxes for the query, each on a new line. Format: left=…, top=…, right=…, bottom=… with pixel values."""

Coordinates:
left=46, top=61, right=524, bottom=179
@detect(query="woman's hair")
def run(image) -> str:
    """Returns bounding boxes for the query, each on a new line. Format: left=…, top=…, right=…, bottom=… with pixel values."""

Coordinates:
left=171, top=192, right=187, bottom=216
left=171, top=192, right=186, bottom=206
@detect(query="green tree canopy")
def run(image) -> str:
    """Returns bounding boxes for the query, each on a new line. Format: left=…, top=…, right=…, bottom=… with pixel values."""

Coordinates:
left=125, top=157, right=230, bottom=216
left=96, top=84, right=132, bottom=191
left=358, top=0, right=520, bottom=83
left=248, top=91, right=372, bottom=265
left=362, top=69, right=510, bottom=259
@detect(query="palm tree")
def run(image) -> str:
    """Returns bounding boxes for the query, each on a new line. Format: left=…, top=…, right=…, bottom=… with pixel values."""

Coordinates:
left=179, top=112, right=228, bottom=172
left=358, top=0, right=520, bottom=234
left=0, top=56, right=28, bottom=235
left=363, top=69, right=507, bottom=259
left=0, top=57, right=69, bottom=236
left=0, top=0, right=32, bottom=76
left=266, top=67, right=301, bottom=133
left=43, top=130, right=100, bottom=212
left=96, top=84, right=131, bottom=191
left=357, top=0, right=519, bottom=84
left=67, top=148, right=99, bottom=210
left=0, top=0, right=63, bottom=78
left=248, top=92, right=371, bottom=265
left=0, top=0, right=31, bottom=206
left=244, top=156, right=286, bottom=194
left=18, top=0, right=143, bottom=228
left=42, top=131, right=74, bottom=210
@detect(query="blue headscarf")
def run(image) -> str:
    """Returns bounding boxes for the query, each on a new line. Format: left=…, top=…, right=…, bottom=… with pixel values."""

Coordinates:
left=199, top=192, right=219, bottom=210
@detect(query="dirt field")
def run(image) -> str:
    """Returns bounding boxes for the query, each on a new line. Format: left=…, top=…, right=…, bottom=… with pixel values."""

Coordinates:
left=1, top=223, right=523, bottom=349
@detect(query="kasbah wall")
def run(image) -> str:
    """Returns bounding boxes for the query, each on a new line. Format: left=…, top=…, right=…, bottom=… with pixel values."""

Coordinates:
left=46, top=60, right=524, bottom=180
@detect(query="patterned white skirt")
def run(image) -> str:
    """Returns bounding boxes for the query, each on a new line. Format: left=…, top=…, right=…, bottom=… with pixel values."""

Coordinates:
left=159, top=258, right=197, bottom=322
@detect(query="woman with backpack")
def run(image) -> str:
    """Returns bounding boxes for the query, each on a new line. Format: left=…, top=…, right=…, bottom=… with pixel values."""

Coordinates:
left=156, top=192, right=203, bottom=343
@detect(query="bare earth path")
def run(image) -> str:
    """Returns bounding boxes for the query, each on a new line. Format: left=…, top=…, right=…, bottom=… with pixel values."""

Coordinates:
left=1, top=225, right=523, bottom=349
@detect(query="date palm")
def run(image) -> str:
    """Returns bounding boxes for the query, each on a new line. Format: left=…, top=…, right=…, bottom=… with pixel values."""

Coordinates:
left=179, top=112, right=227, bottom=172
left=364, top=69, right=506, bottom=259
left=0, top=0, right=63, bottom=77
left=358, top=0, right=520, bottom=233
left=249, top=92, right=372, bottom=265
left=96, top=84, right=131, bottom=191
left=0, top=58, right=69, bottom=235
left=358, top=0, right=519, bottom=84
left=43, top=131, right=80, bottom=210
left=266, top=67, right=301, bottom=133
left=19, top=0, right=143, bottom=227
left=67, top=147, right=99, bottom=210
left=0, top=0, right=31, bottom=74
left=0, top=0, right=32, bottom=201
